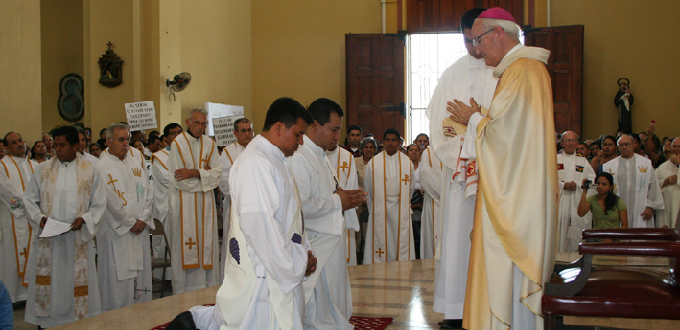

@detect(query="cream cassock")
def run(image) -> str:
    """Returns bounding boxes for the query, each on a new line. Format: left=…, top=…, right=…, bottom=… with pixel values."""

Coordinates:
left=556, top=152, right=595, bottom=252
left=218, top=141, right=246, bottom=282
left=325, top=146, right=360, bottom=266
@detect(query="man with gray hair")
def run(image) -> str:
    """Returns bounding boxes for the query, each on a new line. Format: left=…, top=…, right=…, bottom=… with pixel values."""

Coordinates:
left=449, top=7, right=558, bottom=329
left=556, top=131, right=595, bottom=252
left=167, top=108, right=223, bottom=294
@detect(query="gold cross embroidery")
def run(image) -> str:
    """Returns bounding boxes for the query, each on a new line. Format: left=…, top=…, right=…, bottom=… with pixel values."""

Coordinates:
left=375, top=248, right=385, bottom=257
left=402, top=174, right=410, bottom=185
left=185, top=238, right=197, bottom=250
left=201, top=158, right=209, bottom=167
left=339, top=161, right=348, bottom=172
left=107, top=174, right=119, bottom=191
left=20, top=248, right=28, bottom=258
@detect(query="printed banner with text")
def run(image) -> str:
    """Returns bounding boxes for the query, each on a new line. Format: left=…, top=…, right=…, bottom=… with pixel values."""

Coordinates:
left=213, top=115, right=245, bottom=146
left=125, top=101, right=158, bottom=131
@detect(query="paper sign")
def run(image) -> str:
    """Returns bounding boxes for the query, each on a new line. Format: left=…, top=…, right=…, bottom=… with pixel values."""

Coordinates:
left=213, top=115, right=245, bottom=146
left=125, top=101, right=158, bottom=131
left=205, top=102, right=244, bottom=136
left=39, top=218, right=73, bottom=238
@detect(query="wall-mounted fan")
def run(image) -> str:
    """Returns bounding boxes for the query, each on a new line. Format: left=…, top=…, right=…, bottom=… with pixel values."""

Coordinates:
left=166, top=72, right=191, bottom=101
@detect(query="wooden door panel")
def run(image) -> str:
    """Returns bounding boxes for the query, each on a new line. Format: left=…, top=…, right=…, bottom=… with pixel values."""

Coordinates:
left=346, top=34, right=406, bottom=140
left=407, top=0, right=522, bottom=33
left=524, top=25, right=584, bottom=136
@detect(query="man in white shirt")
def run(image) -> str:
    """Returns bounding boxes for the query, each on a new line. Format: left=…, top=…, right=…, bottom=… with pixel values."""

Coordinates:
left=363, top=128, right=415, bottom=264
left=23, top=125, right=106, bottom=327
left=168, top=108, right=223, bottom=294
left=0, top=132, right=37, bottom=303
left=656, top=137, right=680, bottom=228
left=96, top=123, right=154, bottom=311
left=204, top=97, right=316, bottom=330
left=556, top=131, right=596, bottom=252
left=603, top=134, right=664, bottom=228
left=218, top=117, right=253, bottom=281
left=289, top=98, right=365, bottom=330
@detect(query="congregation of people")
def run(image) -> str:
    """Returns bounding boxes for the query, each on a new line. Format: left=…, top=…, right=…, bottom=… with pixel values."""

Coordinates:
left=1, top=6, right=679, bottom=330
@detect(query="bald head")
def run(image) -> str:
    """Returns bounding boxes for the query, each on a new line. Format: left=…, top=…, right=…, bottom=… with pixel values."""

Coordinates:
left=618, top=134, right=635, bottom=159
left=560, top=131, right=578, bottom=155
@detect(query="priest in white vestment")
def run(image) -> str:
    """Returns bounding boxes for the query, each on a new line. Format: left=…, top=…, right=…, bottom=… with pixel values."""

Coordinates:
left=168, top=108, right=223, bottom=294
left=0, top=132, right=37, bottom=302
left=603, top=134, right=664, bottom=228
left=210, top=97, right=317, bottom=330
left=23, top=126, right=106, bottom=328
left=289, top=98, right=365, bottom=330
left=363, top=128, right=415, bottom=264
left=218, top=117, right=253, bottom=282
left=96, top=123, right=154, bottom=311
left=656, top=138, right=680, bottom=228
left=425, top=9, right=498, bottom=326
left=418, top=146, right=441, bottom=260
left=556, top=131, right=596, bottom=252
left=449, top=8, right=558, bottom=329
left=326, top=144, right=360, bottom=266
left=151, top=123, right=182, bottom=280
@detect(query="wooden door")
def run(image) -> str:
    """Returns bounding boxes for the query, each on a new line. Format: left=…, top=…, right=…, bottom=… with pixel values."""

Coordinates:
left=524, top=25, right=584, bottom=136
left=407, top=0, right=523, bottom=33
left=345, top=34, right=406, bottom=140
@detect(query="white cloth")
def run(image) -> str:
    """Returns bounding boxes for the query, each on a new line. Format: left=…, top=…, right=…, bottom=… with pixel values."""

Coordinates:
left=23, top=156, right=106, bottom=328
left=96, top=148, right=154, bottom=312
left=0, top=156, right=36, bottom=302
left=151, top=149, right=172, bottom=280
left=418, top=147, right=442, bottom=259
left=425, top=53, right=496, bottom=319
left=363, top=151, right=415, bottom=264
left=216, top=135, right=311, bottom=330
left=218, top=141, right=246, bottom=282
left=603, top=155, right=664, bottom=228
left=168, top=132, right=223, bottom=294
left=326, top=146, right=360, bottom=266
left=556, top=153, right=596, bottom=252
left=82, top=152, right=99, bottom=165
left=656, top=160, right=680, bottom=228
left=290, top=136, right=352, bottom=330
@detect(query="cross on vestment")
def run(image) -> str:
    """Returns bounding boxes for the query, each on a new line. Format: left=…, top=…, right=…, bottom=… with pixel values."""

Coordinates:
left=339, top=162, right=348, bottom=172
left=107, top=175, right=119, bottom=191
left=185, top=238, right=197, bottom=249
left=402, top=174, right=410, bottom=185
left=375, top=248, right=385, bottom=257
left=20, top=248, right=28, bottom=258
left=201, top=158, right=209, bottom=167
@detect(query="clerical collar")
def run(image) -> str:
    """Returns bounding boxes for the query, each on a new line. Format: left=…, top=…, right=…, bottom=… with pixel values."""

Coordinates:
left=187, top=130, right=200, bottom=139
left=60, top=158, right=75, bottom=167
left=503, top=43, right=524, bottom=60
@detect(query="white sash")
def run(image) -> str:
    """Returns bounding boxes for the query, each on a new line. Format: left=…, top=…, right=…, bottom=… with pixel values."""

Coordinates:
left=369, top=151, right=412, bottom=263
left=217, top=174, right=305, bottom=330
left=1, top=156, right=34, bottom=279
left=174, top=133, right=217, bottom=269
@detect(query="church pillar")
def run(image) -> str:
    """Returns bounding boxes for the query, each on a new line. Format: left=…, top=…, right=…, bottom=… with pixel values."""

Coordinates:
left=158, top=0, right=183, bottom=128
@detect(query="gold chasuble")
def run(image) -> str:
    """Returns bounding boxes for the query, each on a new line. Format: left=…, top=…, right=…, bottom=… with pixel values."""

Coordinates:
left=463, top=46, right=558, bottom=330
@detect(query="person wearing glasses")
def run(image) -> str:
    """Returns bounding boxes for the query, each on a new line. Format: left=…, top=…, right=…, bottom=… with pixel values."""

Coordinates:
left=556, top=131, right=596, bottom=253
left=447, top=7, right=558, bottom=329
left=218, top=117, right=253, bottom=281
left=603, top=134, right=664, bottom=229
left=167, top=108, right=223, bottom=294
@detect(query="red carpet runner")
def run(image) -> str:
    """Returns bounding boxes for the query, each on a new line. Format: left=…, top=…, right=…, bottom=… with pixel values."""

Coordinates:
left=152, top=312, right=393, bottom=330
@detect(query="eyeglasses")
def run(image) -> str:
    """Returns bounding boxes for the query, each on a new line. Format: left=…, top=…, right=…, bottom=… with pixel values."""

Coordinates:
left=618, top=143, right=632, bottom=147
left=472, top=28, right=495, bottom=47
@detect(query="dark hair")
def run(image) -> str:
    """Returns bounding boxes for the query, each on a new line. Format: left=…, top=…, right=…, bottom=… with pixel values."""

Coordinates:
left=99, top=128, right=107, bottom=136
left=307, top=98, right=344, bottom=126
left=234, top=118, right=252, bottom=131
left=163, top=123, right=182, bottom=137
left=31, top=141, right=45, bottom=156
left=262, top=97, right=314, bottom=131
left=89, top=143, right=102, bottom=151
left=131, top=139, right=144, bottom=147
left=149, top=130, right=160, bottom=138
left=599, top=135, right=617, bottom=148
left=595, top=172, right=619, bottom=213
left=383, top=128, right=400, bottom=140
left=460, top=7, right=487, bottom=31
left=148, top=135, right=161, bottom=145
left=406, top=144, right=419, bottom=153
left=629, top=133, right=641, bottom=144
left=649, top=134, right=661, bottom=150
left=347, top=124, right=362, bottom=134
left=53, top=126, right=80, bottom=146
left=414, top=133, right=429, bottom=143
left=164, top=311, right=197, bottom=330
left=2, top=132, right=20, bottom=146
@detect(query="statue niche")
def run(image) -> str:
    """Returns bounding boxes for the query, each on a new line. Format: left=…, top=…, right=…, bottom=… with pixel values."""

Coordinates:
left=98, top=41, right=124, bottom=88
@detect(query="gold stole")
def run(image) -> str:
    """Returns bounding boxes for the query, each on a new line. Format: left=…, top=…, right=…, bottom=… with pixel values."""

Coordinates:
left=175, top=132, right=216, bottom=270
left=34, top=154, right=94, bottom=320
left=2, top=156, right=34, bottom=280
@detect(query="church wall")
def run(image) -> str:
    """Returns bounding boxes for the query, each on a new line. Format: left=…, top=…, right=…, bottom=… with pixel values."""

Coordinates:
left=1, top=0, right=43, bottom=143
left=178, top=0, right=253, bottom=125
left=251, top=0, right=382, bottom=133
left=551, top=0, right=680, bottom=140
left=40, top=0, right=84, bottom=135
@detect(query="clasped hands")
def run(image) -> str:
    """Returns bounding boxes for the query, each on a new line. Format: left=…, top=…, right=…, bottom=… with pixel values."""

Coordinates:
left=446, top=98, right=481, bottom=125
left=175, top=166, right=210, bottom=181
left=336, top=187, right=367, bottom=211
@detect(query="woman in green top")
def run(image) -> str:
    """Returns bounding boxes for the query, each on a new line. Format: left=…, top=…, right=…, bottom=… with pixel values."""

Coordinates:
left=577, top=172, right=628, bottom=238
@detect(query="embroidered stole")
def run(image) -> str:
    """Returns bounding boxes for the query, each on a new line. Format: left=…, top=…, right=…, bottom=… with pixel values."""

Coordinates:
left=217, top=172, right=305, bottom=330
left=369, top=151, right=412, bottom=263
left=34, top=154, right=94, bottom=320
left=174, top=133, right=216, bottom=270
left=1, top=156, right=34, bottom=280
left=333, top=149, right=357, bottom=263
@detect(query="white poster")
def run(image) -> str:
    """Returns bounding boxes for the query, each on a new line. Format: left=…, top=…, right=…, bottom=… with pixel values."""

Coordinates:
left=125, top=101, right=158, bottom=131
left=213, top=115, right=245, bottom=147
left=205, top=102, right=244, bottom=136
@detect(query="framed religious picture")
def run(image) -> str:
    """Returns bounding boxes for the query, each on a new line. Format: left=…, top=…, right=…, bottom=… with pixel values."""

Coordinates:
left=58, top=73, right=84, bottom=122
